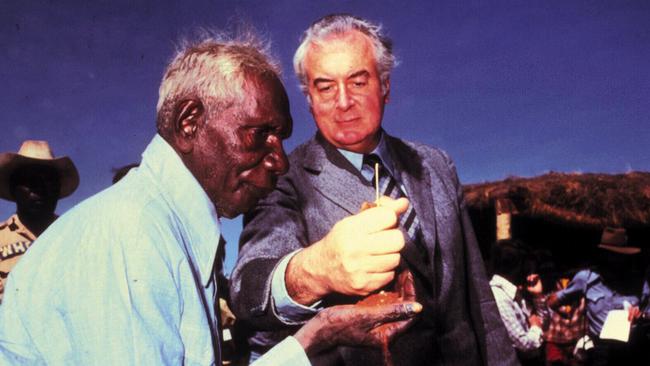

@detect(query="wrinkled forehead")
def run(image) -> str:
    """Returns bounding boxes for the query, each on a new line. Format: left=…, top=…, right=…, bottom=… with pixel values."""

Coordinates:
left=247, top=73, right=290, bottom=109
left=223, top=72, right=292, bottom=130
left=303, top=32, right=378, bottom=80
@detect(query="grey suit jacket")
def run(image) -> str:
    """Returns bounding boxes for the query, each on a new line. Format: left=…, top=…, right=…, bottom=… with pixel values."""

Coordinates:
left=231, top=133, right=518, bottom=365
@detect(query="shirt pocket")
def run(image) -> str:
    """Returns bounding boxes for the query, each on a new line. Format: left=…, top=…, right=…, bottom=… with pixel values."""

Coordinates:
left=585, top=289, right=606, bottom=305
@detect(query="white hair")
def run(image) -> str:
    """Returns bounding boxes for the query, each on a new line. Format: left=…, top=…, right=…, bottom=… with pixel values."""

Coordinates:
left=156, top=29, right=281, bottom=135
left=293, top=14, right=396, bottom=97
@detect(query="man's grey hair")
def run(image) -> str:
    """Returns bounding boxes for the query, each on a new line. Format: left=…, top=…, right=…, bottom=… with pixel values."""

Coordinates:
left=293, top=14, right=396, bottom=97
left=156, top=30, right=281, bottom=136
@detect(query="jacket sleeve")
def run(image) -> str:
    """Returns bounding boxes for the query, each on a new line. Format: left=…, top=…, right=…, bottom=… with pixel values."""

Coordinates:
left=229, top=171, right=311, bottom=330
left=491, top=286, right=544, bottom=353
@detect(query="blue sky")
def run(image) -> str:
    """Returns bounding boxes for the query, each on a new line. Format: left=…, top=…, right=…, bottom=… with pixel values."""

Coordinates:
left=1, top=0, right=648, bottom=273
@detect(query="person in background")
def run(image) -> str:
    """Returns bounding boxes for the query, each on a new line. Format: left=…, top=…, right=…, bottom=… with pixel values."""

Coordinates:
left=547, top=227, right=650, bottom=366
left=0, top=140, right=79, bottom=303
left=543, top=275, right=586, bottom=366
left=111, top=163, right=139, bottom=184
left=231, top=13, right=517, bottom=365
left=489, top=239, right=548, bottom=365
left=0, top=33, right=420, bottom=365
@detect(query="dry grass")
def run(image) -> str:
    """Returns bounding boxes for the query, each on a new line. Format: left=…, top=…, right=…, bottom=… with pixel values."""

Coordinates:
left=464, top=172, right=650, bottom=228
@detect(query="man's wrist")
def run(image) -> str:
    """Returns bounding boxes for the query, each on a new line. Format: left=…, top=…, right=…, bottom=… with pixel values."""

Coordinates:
left=271, top=251, right=322, bottom=324
left=286, top=244, right=329, bottom=304
left=293, top=312, right=326, bottom=356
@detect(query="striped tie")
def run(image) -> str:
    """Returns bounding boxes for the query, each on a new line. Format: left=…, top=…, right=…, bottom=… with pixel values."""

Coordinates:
left=364, top=154, right=420, bottom=241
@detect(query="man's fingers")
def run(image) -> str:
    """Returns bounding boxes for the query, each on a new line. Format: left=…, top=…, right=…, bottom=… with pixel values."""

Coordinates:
left=357, top=272, right=396, bottom=294
left=376, top=196, right=409, bottom=215
left=369, top=318, right=414, bottom=344
left=396, top=270, right=416, bottom=300
left=363, top=229, right=405, bottom=254
left=368, top=301, right=423, bottom=323
left=361, top=253, right=401, bottom=273
left=351, top=205, right=400, bottom=233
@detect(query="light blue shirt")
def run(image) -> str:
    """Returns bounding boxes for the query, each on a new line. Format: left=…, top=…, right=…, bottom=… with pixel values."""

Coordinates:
left=270, top=132, right=403, bottom=324
left=0, top=135, right=309, bottom=366
left=556, top=269, right=649, bottom=337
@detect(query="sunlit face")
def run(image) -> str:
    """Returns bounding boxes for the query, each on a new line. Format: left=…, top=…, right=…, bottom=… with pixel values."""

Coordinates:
left=304, top=30, right=389, bottom=153
left=190, top=74, right=292, bottom=218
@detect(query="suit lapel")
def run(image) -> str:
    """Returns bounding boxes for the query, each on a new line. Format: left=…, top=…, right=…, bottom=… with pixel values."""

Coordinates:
left=302, top=135, right=376, bottom=215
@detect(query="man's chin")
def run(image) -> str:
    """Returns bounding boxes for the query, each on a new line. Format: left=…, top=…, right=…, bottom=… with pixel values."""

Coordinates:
left=331, top=133, right=378, bottom=153
left=216, top=208, right=239, bottom=219
left=215, top=197, right=259, bottom=219
left=215, top=184, right=275, bottom=218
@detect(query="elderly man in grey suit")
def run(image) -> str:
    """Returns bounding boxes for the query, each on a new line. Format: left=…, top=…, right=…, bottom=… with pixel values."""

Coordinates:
left=231, top=14, right=518, bottom=365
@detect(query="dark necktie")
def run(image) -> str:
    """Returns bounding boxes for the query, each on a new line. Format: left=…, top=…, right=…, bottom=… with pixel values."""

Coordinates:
left=210, top=236, right=226, bottom=365
left=363, top=154, right=420, bottom=241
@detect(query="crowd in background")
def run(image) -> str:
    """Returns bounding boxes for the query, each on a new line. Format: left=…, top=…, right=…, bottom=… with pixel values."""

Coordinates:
left=488, top=229, right=650, bottom=366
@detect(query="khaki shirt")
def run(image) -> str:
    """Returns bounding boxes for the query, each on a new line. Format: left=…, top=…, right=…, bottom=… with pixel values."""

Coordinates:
left=0, top=214, right=36, bottom=302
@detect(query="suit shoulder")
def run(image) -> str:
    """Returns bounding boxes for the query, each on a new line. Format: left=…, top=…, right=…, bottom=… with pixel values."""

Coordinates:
left=391, top=136, right=454, bottom=166
left=287, top=136, right=318, bottom=163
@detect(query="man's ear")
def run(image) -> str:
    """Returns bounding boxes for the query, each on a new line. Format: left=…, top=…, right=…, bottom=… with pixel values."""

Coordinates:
left=382, top=79, right=391, bottom=104
left=173, top=99, right=204, bottom=154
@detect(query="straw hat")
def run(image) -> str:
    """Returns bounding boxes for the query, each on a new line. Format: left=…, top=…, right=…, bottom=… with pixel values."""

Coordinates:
left=0, top=140, right=79, bottom=201
left=597, top=227, right=640, bottom=255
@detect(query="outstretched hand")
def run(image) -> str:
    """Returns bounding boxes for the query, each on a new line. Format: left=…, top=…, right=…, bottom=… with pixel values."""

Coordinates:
left=293, top=299, right=422, bottom=356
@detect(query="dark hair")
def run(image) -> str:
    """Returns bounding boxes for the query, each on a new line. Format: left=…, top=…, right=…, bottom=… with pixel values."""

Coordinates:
left=111, top=163, right=139, bottom=184
left=489, top=239, right=534, bottom=285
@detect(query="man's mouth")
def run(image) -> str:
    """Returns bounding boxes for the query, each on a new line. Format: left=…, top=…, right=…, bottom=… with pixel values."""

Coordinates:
left=336, top=117, right=360, bottom=124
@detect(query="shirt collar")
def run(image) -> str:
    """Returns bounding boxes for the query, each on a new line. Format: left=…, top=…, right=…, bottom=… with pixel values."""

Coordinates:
left=490, top=274, right=518, bottom=300
left=141, top=134, right=221, bottom=287
left=337, top=131, right=395, bottom=181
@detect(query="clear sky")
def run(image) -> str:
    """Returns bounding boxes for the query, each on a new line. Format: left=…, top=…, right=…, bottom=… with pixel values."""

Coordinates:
left=1, top=0, right=649, bottom=273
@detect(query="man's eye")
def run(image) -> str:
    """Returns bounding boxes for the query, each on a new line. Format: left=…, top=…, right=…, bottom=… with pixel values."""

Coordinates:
left=249, top=126, right=280, bottom=143
left=317, top=84, right=335, bottom=93
left=351, top=80, right=367, bottom=88
left=253, top=128, right=270, bottom=139
left=242, top=128, right=266, bottom=146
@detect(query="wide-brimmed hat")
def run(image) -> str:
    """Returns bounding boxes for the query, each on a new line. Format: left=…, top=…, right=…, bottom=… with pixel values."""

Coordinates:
left=0, top=140, right=79, bottom=201
left=597, top=227, right=640, bottom=255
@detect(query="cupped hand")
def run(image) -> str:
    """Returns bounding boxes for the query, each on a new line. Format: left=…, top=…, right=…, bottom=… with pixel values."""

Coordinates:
left=362, top=270, right=417, bottom=345
left=293, top=300, right=422, bottom=356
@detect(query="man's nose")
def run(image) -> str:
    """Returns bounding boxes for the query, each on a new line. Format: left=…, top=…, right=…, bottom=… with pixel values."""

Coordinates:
left=335, top=85, right=354, bottom=110
left=264, top=136, right=289, bottom=176
left=26, top=184, right=46, bottom=200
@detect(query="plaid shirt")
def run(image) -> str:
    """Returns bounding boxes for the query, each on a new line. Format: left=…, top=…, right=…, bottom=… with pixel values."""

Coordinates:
left=544, top=297, right=586, bottom=344
left=490, top=275, right=546, bottom=354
